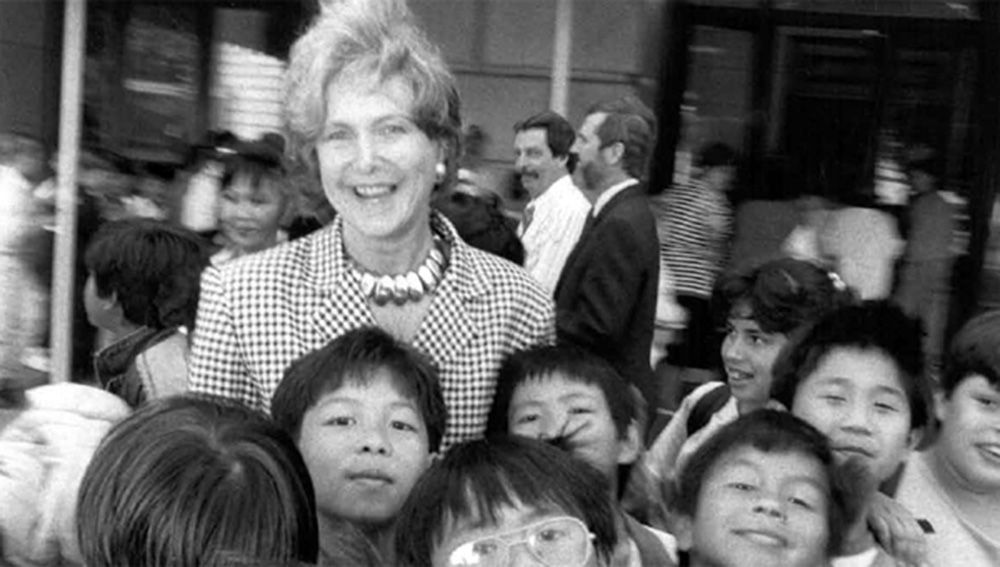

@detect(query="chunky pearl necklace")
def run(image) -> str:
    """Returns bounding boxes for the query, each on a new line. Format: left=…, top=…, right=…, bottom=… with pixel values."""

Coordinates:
left=348, top=238, right=450, bottom=306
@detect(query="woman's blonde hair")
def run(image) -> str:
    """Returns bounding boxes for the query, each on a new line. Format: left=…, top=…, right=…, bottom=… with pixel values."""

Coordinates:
left=284, top=0, right=462, bottom=185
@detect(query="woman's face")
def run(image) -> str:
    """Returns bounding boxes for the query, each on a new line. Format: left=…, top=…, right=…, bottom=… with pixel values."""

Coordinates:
left=315, top=72, right=444, bottom=243
left=722, top=312, right=788, bottom=411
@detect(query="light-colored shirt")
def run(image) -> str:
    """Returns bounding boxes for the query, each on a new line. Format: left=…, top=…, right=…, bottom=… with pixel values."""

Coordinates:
left=645, top=382, right=735, bottom=484
left=896, top=450, right=1000, bottom=567
left=518, top=174, right=591, bottom=294
left=821, top=207, right=904, bottom=300
left=832, top=547, right=881, bottom=567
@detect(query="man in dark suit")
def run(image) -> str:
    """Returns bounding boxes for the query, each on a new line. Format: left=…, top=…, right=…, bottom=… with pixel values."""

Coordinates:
left=554, top=96, right=661, bottom=410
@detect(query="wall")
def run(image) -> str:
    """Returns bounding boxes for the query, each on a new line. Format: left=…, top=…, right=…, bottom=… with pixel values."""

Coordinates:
left=411, top=0, right=668, bottom=167
left=0, top=0, right=61, bottom=143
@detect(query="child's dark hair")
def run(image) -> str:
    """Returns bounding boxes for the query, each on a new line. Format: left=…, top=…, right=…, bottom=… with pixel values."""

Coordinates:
left=394, top=435, right=618, bottom=567
left=715, top=258, right=855, bottom=336
left=271, top=326, right=448, bottom=452
left=486, top=344, right=636, bottom=441
left=675, top=410, right=850, bottom=558
left=941, top=310, right=1000, bottom=397
left=84, top=218, right=209, bottom=330
left=771, top=300, right=932, bottom=430
left=77, top=395, right=319, bottom=567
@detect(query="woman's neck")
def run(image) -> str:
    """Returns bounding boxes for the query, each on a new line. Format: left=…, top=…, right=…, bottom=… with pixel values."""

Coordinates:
left=343, top=220, right=435, bottom=275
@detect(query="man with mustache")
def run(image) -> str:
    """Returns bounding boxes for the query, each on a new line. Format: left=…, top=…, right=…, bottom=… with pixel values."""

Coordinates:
left=513, top=110, right=591, bottom=294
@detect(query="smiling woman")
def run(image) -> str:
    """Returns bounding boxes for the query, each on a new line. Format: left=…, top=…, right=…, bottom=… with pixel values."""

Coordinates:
left=188, top=0, right=553, bottom=452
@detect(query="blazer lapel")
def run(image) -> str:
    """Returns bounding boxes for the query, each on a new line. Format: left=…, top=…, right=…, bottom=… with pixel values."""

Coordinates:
left=304, top=220, right=375, bottom=351
left=412, top=228, right=485, bottom=368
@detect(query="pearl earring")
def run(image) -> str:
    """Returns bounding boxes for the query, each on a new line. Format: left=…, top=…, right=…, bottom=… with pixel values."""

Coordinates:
left=435, top=162, right=446, bottom=183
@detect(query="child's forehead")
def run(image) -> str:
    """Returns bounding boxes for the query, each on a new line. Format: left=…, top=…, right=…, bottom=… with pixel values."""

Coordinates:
left=711, top=445, right=828, bottom=485
left=315, top=369, right=418, bottom=404
left=520, top=371, right=596, bottom=390
left=807, top=346, right=907, bottom=392
left=514, top=372, right=607, bottom=401
left=227, top=171, right=283, bottom=194
left=442, top=492, right=568, bottom=541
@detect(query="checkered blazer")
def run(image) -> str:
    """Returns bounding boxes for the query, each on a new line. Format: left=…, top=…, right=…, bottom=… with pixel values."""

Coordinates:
left=188, top=212, right=555, bottom=448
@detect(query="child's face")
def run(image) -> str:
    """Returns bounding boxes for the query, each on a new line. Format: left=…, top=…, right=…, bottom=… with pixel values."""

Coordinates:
left=722, top=313, right=788, bottom=410
left=935, top=375, right=1000, bottom=493
left=218, top=172, right=287, bottom=253
left=296, top=371, right=432, bottom=526
left=508, top=373, right=638, bottom=483
left=791, top=347, right=917, bottom=485
left=432, top=501, right=599, bottom=567
left=680, top=447, right=830, bottom=567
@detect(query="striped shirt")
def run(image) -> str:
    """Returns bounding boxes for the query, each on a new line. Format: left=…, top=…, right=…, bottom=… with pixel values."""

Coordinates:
left=661, top=180, right=732, bottom=298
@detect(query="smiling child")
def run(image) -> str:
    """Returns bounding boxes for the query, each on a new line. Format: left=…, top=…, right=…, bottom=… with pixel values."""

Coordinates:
left=896, top=310, right=1000, bottom=565
left=486, top=344, right=678, bottom=566
left=771, top=300, right=933, bottom=566
left=674, top=410, right=850, bottom=567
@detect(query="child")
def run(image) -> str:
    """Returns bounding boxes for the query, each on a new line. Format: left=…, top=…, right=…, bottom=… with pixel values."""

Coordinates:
left=896, top=310, right=1000, bottom=565
left=212, top=138, right=298, bottom=265
left=771, top=300, right=933, bottom=566
left=647, top=258, right=853, bottom=499
left=76, top=395, right=320, bottom=567
left=84, top=218, right=208, bottom=407
left=674, top=409, right=851, bottom=567
left=486, top=344, right=677, bottom=565
left=270, top=326, right=448, bottom=565
left=394, top=435, right=618, bottom=567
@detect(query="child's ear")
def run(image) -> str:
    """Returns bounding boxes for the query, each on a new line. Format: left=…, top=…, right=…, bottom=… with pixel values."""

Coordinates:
left=933, top=388, right=947, bottom=424
left=616, top=419, right=642, bottom=466
left=673, top=513, right=694, bottom=552
left=906, top=426, right=924, bottom=452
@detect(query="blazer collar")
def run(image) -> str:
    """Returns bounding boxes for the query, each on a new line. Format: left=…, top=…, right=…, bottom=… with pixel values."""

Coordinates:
left=306, top=212, right=490, bottom=362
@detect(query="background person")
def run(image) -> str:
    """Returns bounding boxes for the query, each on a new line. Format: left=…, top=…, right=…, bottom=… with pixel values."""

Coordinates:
left=84, top=218, right=208, bottom=407
left=660, top=142, right=739, bottom=382
left=188, top=0, right=553, bottom=448
left=513, top=110, right=591, bottom=294
left=555, top=96, right=660, bottom=409
left=211, top=137, right=300, bottom=265
left=0, top=384, right=130, bottom=566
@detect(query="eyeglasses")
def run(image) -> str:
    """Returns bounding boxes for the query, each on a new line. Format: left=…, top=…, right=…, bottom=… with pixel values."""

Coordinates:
left=446, top=516, right=595, bottom=567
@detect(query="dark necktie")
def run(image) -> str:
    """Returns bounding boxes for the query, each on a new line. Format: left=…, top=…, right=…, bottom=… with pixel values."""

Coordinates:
left=520, top=204, right=535, bottom=235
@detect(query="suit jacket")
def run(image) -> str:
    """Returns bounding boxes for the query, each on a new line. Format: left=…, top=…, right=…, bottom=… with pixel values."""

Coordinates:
left=189, top=213, right=555, bottom=448
left=555, top=184, right=660, bottom=406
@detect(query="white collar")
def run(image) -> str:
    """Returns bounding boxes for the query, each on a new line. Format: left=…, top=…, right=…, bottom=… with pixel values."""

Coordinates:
left=592, top=178, right=639, bottom=216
